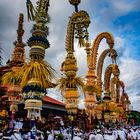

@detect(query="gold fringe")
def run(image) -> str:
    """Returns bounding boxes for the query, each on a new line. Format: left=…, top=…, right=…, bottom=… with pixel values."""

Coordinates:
left=78, top=37, right=85, bottom=47
left=26, top=0, right=36, bottom=21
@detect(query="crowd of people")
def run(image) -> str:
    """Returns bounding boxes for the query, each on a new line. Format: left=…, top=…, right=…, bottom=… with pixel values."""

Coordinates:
left=0, top=116, right=140, bottom=140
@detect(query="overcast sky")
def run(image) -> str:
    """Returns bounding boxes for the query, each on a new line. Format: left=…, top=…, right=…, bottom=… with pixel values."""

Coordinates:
left=0, top=0, right=140, bottom=111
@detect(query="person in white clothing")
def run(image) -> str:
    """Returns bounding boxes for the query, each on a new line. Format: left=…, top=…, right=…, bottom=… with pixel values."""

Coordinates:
left=73, top=135, right=81, bottom=140
left=127, top=129, right=132, bottom=140
left=104, top=131, right=115, bottom=140
left=10, top=129, right=23, bottom=140
left=131, top=127, right=139, bottom=140
left=14, top=121, right=23, bottom=130
left=112, top=129, right=118, bottom=140
left=94, top=130, right=104, bottom=140
left=117, top=128, right=126, bottom=140
left=89, top=132, right=95, bottom=140
left=48, top=132, right=54, bottom=140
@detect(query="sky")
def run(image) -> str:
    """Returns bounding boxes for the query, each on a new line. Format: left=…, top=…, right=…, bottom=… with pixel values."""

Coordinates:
left=0, top=0, right=140, bottom=111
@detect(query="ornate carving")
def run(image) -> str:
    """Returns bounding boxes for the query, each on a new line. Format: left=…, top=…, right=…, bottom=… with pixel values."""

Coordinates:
left=11, top=13, right=25, bottom=64
left=60, top=10, right=90, bottom=87
left=65, top=10, right=90, bottom=52
left=69, top=0, right=81, bottom=6
left=89, top=32, right=114, bottom=70
left=104, top=64, right=120, bottom=93
left=121, top=92, right=130, bottom=111
left=27, top=0, right=51, bottom=60
left=110, top=77, right=120, bottom=102
left=119, top=80, right=125, bottom=93
left=59, top=5, right=91, bottom=115
left=97, top=49, right=117, bottom=89
left=84, top=32, right=115, bottom=101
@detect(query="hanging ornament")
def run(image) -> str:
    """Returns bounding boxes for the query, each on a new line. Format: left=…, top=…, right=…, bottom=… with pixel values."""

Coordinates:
left=26, top=0, right=36, bottom=21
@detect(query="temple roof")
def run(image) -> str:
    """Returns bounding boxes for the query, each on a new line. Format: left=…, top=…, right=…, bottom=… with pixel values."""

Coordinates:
left=0, top=94, right=64, bottom=107
left=43, top=95, right=64, bottom=106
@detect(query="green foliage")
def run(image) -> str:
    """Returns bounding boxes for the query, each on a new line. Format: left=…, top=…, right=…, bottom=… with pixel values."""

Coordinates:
left=126, top=110, right=140, bottom=125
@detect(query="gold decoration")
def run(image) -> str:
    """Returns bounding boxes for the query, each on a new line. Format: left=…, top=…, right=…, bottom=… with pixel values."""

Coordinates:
left=0, top=110, right=8, bottom=117
left=88, top=32, right=114, bottom=70
left=64, top=88, right=79, bottom=98
left=109, top=100, right=117, bottom=111
left=97, top=49, right=117, bottom=89
left=104, top=64, right=119, bottom=93
left=10, top=104, right=18, bottom=113
left=58, top=7, right=90, bottom=115
left=11, top=13, right=25, bottom=64
left=84, top=32, right=115, bottom=119
left=25, top=99, right=42, bottom=109
left=64, top=88, right=79, bottom=114
left=1, top=67, right=21, bottom=85
left=69, top=0, right=81, bottom=6
left=65, top=11, right=90, bottom=52
left=20, top=60, right=56, bottom=88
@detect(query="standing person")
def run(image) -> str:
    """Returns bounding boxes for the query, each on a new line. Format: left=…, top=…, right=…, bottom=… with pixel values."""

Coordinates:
left=3, top=124, right=13, bottom=140
left=89, top=131, right=95, bottom=140
left=30, top=115, right=36, bottom=129
left=127, top=129, right=132, bottom=140
left=10, top=129, right=23, bottom=140
left=94, top=130, right=104, bottom=140
left=36, top=117, right=43, bottom=130
left=47, top=131, right=54, bottom=140
left=14, top=118, right=23, bottom=130
left=23, top=117, right=30, bottom=130
left=104, top=131, right=115, bottom=140
left=131, top=127, right=139, bottom=140
left=73, top=134, right=82, bottom=140
left=9, top=119, right=16, bottom=129
left=27, top=126, right=37, bottom=140
left=112, top=128, right=118, bottom=140
left=104, top=131, right=109, bottom=140
left=117, top=127, right=126, bottom=140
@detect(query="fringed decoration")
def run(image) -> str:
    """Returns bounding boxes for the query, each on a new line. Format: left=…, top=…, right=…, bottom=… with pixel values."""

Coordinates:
left=26, top=0, right=36, bottom=21
left=78, top=37, right=85, bottom=47
left=46, top=0, right=50, bottom=14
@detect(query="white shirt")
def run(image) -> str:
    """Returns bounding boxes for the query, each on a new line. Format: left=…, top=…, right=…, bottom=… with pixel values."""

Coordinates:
left=89, top=133, right=95, bottom=140
left=131, top=130, right=139, bottom=139
left=117, top=130, right=126, bottom=140
left=112, top=130, right=118, bottom=140
left=48, top=134, right=54, bottom=140
left=14, top=121, right=23, bottom=129
left=127, top=132, right=132, bottom=139
left=10, top=132, right=23, bottom=140
left=104, top=134, right=115, bottom=140
left=95, top=133, right=104, bottom=140
left=73, top=136, right=81, bottom=140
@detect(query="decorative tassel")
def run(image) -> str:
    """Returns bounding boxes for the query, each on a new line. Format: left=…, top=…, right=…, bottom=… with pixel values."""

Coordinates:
left=78, top=37, right=85, bottom=47
left=26, top=0, right=36, bottom=21
left=46, top=0, right=50, bottom=13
